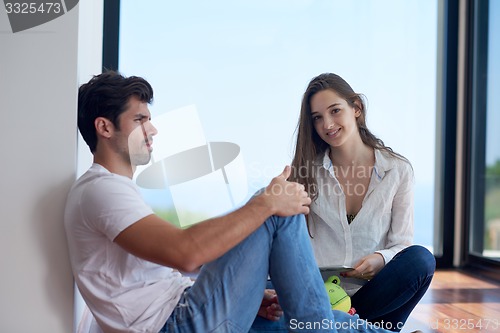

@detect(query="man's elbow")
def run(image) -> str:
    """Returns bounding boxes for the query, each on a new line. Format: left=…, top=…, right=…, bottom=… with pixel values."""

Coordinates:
left=174, top=252, right=201, bottom=272
left=170, top=246, right=205, bottom=273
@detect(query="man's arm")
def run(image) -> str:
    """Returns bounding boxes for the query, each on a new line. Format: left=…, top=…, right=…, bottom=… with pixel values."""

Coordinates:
left=114, top=166, right=311, bottom=272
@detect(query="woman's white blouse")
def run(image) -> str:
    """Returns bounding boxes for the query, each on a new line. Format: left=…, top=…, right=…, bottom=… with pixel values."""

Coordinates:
left=309, top=148, right=414, bottom=271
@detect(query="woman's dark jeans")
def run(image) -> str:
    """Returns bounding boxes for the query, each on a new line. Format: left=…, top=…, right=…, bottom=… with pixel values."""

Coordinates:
left=350, top=245, right=436, bottom=331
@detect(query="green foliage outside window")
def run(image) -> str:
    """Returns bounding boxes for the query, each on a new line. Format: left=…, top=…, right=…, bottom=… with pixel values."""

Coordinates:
left=485, top=160, right=500, bottom=251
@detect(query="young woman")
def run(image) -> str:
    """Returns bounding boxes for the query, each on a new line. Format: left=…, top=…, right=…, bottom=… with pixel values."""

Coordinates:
left=290, top=73, right=436, bottom=332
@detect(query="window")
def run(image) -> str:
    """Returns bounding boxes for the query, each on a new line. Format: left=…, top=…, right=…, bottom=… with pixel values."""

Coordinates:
left=118, top=0, right=439, bottom=247
left=467, top=0, right=500, bottom=262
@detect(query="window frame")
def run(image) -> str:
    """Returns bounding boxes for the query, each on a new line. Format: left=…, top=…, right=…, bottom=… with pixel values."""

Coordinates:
left=434, top=0, right=459, bottom=268
left=461, top=0, right=500, bottom=280
left=102, top=0, right=465, bottom=271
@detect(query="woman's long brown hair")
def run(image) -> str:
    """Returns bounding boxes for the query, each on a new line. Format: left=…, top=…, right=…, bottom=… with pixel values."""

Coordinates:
left=290, top=73, right=408, bottom=202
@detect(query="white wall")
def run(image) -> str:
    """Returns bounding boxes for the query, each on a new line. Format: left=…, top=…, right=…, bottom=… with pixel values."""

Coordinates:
left=74, top=1, right=104, bottom=331
left=76, top=0, right=102, bottom=176
left=0, top=5, right=79, bottom=333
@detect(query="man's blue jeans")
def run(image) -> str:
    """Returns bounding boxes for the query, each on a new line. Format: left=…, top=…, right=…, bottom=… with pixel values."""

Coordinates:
left=159, top=214, right=391, bottom=332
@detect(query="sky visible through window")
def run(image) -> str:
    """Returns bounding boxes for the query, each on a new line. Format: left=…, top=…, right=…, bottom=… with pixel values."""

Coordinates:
left=487, top=0, right=500, bottom=167
left=119, top=0, right=438, bottom=248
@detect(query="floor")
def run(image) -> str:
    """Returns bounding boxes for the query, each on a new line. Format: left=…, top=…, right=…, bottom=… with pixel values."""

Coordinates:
left=402, top=270, right=500, bottom=333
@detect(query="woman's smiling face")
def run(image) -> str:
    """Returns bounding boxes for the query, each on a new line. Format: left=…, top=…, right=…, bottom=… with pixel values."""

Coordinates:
left=310, top=89, right=361, bottom=149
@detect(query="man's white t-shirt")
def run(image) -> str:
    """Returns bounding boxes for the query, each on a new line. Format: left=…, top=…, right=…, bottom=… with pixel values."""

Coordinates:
left=64, top=163, right=193, bottom=333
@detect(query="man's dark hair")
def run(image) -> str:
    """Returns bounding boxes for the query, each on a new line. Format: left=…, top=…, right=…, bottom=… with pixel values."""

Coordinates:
left=78, top=71, right=154, bottom=153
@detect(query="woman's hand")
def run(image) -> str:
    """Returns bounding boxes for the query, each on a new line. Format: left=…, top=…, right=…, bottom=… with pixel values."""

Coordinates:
left=257, top=289, right=283, bottom=321
left=342, top=253, right=385, bottom=280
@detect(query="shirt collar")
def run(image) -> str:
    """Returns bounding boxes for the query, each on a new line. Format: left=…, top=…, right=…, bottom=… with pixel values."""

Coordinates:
left=320, top=148, right=395, bottom=180
left=321, top=150, right=333, bottom=171
left=372, top=149, right=395, bottom=180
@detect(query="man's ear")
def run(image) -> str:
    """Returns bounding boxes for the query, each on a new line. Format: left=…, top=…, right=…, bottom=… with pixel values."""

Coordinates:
left=95, top=117, right=114, bottom=139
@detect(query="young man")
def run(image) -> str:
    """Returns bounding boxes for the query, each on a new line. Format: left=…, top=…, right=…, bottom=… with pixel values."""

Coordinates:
left=65, top=71, right=394, bottom=333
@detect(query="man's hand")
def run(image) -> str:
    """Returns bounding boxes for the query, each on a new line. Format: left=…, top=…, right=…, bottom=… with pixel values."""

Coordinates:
left=257, top=289, right=283, bottom=321
left=261, top=166, right=311, bottom=216
left=342, top=253, right=385, bottom=280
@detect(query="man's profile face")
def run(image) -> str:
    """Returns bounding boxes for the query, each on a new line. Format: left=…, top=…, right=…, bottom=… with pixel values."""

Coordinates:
left=116, top=96, right=157, bottom=166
